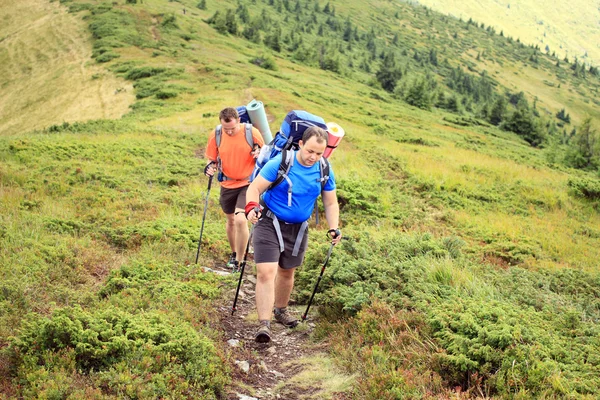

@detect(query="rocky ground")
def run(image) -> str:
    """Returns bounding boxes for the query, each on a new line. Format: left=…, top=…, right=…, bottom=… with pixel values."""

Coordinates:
left=205, top=259, right=351, bottom=400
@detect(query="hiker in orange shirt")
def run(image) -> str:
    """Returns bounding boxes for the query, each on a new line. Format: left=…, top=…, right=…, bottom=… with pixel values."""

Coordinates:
left=205, top=107, right=265, bottom=271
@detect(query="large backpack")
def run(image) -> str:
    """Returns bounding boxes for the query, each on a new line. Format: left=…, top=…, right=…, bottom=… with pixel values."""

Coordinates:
left=251, top=110, right=330, bottom=196
left=236, top=105, right=251, bottom=124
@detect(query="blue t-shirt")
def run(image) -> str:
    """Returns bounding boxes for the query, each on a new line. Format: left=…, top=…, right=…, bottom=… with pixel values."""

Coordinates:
left=260, top=152, right=336, bottom=223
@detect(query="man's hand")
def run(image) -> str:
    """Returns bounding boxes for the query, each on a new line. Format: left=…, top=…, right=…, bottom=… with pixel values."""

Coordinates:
left=245, top=201, right=262, bottom=224
left=251, top=144, right=261, bottom=159
left=328, top=228, right=342, bottom=245
left=204, top=162, right=216, bottom=177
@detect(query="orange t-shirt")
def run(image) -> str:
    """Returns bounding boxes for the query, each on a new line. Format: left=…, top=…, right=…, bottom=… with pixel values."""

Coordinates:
left=205, top=124, right=265, bottom=189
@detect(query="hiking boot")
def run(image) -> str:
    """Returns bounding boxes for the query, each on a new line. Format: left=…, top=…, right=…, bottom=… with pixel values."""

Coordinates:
left=274, top=307, right=298, bottom=328
left=226, top=252, right=237, bottom=271
left=255, top=322, right=271, bottom=343
left=230, top=260, right=240, bottom=273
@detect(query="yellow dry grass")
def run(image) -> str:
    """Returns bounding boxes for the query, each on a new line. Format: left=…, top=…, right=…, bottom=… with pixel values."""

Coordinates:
left=0, top=0, right=134, bottom=136
left=416, top=0, right=600, bottom=67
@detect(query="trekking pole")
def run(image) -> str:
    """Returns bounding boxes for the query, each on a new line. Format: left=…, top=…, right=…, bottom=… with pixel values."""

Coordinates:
left=314, top=200, right=319, bottom=225
left=302, top=243, right=335, bottom=321
left=194, top=175, right=213, bottom=264
left=231, top=225, right=255, bottom=315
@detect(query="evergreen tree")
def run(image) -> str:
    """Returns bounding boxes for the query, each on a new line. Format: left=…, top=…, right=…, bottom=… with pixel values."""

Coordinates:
left=225, top=9, right=238, bottom=35
left=343, top=18, right=353, bottom=42
left=489, top=97, right=506, bottom=126
left=237, top=5, right=250, bottom=23
left=501, top=105, right=546, bottom=147
left=197, top=0, right=207, bottom=10
left=242, top=18, right=262, bottom=43
left=404, top=76, right=433, bottom=110
left=265, top=26, right=282, bottom=52
left=568, top=117, right=599, bottom=169
left=207, top=11, right=227, bottom=34
left=376, top=52, right=402, bottom=92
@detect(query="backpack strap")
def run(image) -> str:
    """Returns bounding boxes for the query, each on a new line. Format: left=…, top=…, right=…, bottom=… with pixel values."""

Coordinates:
left=215, top=125, right=223, bottom=148
left=215, top=124, right=254, bottom=150
left=214, top=123, right=256, bottom=182
left=318, top=157, right=330, bottom=191
left=244, top=123, right=254, bottom=150
left=269, top=149, right=295, bottom=206
left=262, top=204, right=308, bottom=256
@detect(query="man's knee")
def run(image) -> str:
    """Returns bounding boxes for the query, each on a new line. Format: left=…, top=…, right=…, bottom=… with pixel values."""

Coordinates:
left=234, top=211, right=247, bottom=229
left=257, top=264, right=278, bottom=283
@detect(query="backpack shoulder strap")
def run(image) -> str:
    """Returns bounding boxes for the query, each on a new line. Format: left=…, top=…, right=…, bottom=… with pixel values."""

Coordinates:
left=318, top=157, right=330, bottom=191
left=215, top=125, right=222, bottom=148
left=270, top=149, right=294, bottom=190
left=216, top=124, right=254, bottom=149
left=244, top=123, right=254, bottom=149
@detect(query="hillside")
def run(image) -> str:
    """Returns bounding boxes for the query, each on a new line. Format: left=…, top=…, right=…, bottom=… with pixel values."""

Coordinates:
left=414, top=0, right=600, bottom=68
left=0, top=0, right=134, bottom=135
left=1, top=0, right=600, bottom=398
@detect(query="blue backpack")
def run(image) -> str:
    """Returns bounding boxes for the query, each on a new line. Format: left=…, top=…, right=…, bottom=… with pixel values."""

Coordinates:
left=251, top=110, right=331, bottom=196
left=236, top=105, right=251, bottom=124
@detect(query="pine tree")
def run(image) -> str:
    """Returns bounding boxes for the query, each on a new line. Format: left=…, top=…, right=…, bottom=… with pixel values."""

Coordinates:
left=566, top=118, right=600, bottom=169
left=489, top=97, right=506, bottom=126
left=225, top=9, right=238, bottom=35
left=376, top=52, right=402, bottom=92
left=197, top=0, right=207, bottom=10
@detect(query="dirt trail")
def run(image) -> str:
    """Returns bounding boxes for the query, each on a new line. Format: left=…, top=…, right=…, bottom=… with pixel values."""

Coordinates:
left=206, top=260, right=352, bottom=400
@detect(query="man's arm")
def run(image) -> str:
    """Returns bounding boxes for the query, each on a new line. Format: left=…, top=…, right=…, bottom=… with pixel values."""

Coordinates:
left=204, top=131, right=217, bottom=176
left=322, top=190, right=342, bottom=244
left=245, top=175, right=272, bottom=223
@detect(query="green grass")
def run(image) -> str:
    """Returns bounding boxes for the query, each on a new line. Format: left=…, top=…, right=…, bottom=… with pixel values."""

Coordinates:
left=1, top=0, right=600, bottom=397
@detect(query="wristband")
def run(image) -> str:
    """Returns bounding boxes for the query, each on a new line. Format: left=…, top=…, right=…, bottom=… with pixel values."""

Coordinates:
left=245, top=201, right=260, bottom=218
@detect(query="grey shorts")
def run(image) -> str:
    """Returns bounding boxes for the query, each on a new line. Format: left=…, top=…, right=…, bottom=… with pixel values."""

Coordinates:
left=219, top=185, right=248, bottom=215
left=252, top=216, right=308, bottom=269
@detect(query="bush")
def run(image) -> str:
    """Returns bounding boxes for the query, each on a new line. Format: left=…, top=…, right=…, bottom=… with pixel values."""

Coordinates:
left=95, top=51, right=120, bottom=63
left=567, top=177, right=600, bottom=200
left=9, top=306, right=228, bottom=396
left=249, top=55, right=278, bottom=71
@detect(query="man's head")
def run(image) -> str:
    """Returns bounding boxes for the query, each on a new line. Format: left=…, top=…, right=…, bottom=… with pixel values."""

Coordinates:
left=219, top=107, right=240, bottom=135
left=298, top=126, right=328, bottom=166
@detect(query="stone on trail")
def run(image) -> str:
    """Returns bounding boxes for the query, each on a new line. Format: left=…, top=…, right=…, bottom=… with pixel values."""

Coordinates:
left=235, top=360, right=250, bottom=373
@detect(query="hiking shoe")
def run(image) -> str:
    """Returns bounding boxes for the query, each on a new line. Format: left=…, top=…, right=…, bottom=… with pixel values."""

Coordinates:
left=274, top=307, right=298, bottom=328
left=226, top=252, right=237, bottom=270
left=230, top=260, right=240, bottom=273
left=255, top=323, right=271, bottom=343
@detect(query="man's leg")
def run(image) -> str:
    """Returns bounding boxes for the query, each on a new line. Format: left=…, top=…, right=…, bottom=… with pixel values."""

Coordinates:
left=274, top=267, right=295, bottom=309
left=224, top=213, right=236, bottom=254
left=256, top=262, right=279, bottom=321
left=233, top=208, right=249, bottom=263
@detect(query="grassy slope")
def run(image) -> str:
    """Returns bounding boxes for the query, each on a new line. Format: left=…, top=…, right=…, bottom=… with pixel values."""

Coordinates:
left=0, top=0, right=599, bottom=397
left=414, top=0, right=600, bottom=67
left=0, top=0, right=134, bottom=135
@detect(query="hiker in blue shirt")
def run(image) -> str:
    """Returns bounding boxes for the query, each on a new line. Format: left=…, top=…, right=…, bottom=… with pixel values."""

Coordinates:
left=245, top=126, right=342, bottom=343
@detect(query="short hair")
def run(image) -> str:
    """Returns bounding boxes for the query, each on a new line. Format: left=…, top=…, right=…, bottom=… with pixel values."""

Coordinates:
left=302, top=126, right=328, bottom=144
left=219, top=107, right=239, bottom=122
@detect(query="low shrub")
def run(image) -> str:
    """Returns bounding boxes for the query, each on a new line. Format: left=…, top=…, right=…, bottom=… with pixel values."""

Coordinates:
left=567, top=177, right=600, bottom=200
left=9, top=306, right=228, bottom=397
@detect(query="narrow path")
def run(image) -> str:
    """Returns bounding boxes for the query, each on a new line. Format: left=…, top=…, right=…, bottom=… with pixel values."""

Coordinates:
left=207, top=260, right=352, bottom=400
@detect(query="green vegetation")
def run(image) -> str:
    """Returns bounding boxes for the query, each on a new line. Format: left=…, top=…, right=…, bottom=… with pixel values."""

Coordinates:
left=2, top=0, right=600, bottom=398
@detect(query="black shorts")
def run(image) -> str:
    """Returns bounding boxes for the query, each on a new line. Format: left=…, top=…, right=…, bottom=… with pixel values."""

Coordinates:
left=219, top=185, right=248, bottom=215
left=252, top=216, right=308, bottom=269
